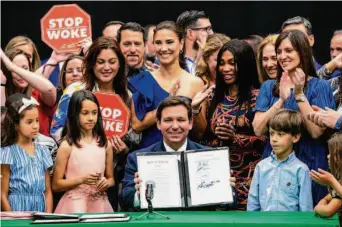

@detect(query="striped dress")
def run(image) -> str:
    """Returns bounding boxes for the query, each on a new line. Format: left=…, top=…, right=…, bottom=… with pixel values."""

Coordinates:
left=0, top=143, right=53, bottom=212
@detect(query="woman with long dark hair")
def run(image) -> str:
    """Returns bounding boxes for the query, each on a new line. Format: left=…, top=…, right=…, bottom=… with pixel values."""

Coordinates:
left=253, top=30, right=336, bottom=205
left=50, top=37, right=140, bottom=210
left=193, top=39, right=265, bottom=210
left=129, top=21, right=204, bottom=149
left=51, top=36, right=129, bottom=143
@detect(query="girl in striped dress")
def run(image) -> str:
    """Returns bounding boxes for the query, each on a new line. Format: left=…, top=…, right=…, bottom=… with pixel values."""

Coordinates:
left=1, top=93, right=53, bottom=212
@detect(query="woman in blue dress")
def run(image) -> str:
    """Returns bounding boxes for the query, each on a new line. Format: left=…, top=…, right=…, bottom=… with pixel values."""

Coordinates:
left=253, top=30, right=336, bottom=205
left=1, top=93, right=53, bottom=212
left=129, top=21, right=204, bottom=149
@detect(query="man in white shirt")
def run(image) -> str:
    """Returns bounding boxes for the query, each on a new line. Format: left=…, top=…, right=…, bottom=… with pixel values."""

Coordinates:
left=176, top=10, right=213, bottom=76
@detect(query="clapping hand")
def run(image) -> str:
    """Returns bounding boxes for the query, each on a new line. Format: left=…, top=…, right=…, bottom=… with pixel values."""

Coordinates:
left=308, top=105, right=341, bottom=129
left=215, top=119, right=236, bottom=141
left=310, top=168, right=336, bottom=187
left=169, top=79, right=181, bottom=96
left=191, top=84, right=215, bottom=109
left=292, top=68, right=306, bottom=97
left=279, top=71, right=292, bottom=101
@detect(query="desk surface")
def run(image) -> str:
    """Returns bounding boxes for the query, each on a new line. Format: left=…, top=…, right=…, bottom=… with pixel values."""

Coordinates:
left=1, top=211, right=340, bottom=227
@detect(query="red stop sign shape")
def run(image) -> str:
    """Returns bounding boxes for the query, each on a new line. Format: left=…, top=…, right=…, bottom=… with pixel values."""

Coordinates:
left=40, top=4, right=92, bottom=52
left=94, top=92, right=131, bottom=138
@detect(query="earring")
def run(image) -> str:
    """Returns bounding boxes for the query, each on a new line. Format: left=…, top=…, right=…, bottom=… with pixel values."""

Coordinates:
left=180, top=49, right=183, bottom=54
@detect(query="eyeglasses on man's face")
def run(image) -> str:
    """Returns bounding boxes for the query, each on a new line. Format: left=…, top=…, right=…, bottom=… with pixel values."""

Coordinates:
left=190, top=25, right=213, bottom=34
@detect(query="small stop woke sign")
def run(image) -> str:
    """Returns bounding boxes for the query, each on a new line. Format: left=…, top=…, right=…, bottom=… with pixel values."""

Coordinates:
left=94, top=92, right=131, bottom=138
left=40, top=4, right=92, bottom=52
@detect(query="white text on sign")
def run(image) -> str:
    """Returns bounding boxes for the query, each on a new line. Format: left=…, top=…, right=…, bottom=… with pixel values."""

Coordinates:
left=47, top=17, right=87, bottom=40
left=101, top=107, right=123, bottom=133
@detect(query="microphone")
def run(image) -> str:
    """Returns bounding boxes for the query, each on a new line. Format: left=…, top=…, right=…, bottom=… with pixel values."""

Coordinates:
left=145, top=180, right=155, bottom=201
left=136, top=180, right=169, bottom=219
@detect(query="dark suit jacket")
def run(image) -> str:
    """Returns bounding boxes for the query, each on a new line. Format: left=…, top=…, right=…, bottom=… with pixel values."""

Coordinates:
left=119, top=140, right=236, bottom=211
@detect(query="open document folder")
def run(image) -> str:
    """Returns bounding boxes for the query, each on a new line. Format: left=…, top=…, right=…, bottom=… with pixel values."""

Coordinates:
left=137, top=147, right=233, bottom=209
left=30, top=212, right=130, bottom=224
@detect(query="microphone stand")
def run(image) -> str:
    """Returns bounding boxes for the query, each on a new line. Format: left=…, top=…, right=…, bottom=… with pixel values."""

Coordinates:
left=135, top=198, right=169, bottom=220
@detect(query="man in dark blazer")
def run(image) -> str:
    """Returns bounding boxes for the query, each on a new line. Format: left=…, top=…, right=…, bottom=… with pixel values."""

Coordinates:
left=119, top=96, right=236, bottom=211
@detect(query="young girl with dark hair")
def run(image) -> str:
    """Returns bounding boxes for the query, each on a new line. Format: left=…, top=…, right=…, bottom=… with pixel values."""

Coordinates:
left=53, top=90, right=114, bottom=213
left=1, top=93, right=53, bottom=212
left=313, top=133, right=342, bottom=218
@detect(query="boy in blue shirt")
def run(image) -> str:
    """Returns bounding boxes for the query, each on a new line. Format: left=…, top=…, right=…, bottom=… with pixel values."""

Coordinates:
left=247, top=109, right=313, bottom=211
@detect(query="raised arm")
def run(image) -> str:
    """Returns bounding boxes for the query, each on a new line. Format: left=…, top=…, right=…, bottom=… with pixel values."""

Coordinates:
left=1, top=48, right=56, bottom=106
left=35, top=50, right=72, bottom=80
left=253, top=74, right=291, bottom=136
left=191, top=85, right=215, bottom=139
left=292, top=69, right=333, bottom=139
left=316, top=53, right=342, bottom=79
left=253, top=99, right=285, bottom=136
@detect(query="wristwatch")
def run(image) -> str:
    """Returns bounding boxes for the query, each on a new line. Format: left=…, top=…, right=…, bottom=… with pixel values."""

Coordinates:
left=295, top=95, right=306, bottom=103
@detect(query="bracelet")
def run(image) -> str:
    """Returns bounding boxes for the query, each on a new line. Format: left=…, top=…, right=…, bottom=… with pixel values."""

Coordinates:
left=1, top=83, right=6, bottom=87
left=192, top=105, right=202, bottom=115
left=42, top=63, right=58, bottom=75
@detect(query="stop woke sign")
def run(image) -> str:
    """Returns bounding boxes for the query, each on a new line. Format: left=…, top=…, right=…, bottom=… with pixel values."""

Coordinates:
left=40, top=4, right=92, bottom=52
left=94, top=92, right=131, bottom=138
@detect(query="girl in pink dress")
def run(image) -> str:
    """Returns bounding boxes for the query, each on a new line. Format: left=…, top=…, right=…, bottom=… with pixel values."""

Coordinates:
left=52, top=90, right=114, bottom=213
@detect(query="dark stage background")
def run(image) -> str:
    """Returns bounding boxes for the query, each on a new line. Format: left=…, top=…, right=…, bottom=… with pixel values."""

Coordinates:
left=1, top=1, right=341, bottom=64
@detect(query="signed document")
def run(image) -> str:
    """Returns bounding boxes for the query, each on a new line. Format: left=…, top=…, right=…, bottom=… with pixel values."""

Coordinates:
left=185, top=148, right=233, bottom=206
left=136, top=147, right=231, bottom=209
left=137, top=153, right=183, bottom=209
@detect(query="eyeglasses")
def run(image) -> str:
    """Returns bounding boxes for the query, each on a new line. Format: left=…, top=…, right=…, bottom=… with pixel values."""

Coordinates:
left=190, top=25, right=213, bottom=33
left=64, top=68, right=82, bottom=74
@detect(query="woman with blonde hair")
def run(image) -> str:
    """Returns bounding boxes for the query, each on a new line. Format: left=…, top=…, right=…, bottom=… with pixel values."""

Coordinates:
left=196, top=33, right=231, bottom=86
left=256, top=34, right=278, bottom=84
left=5, top=36, right=41, bottom=71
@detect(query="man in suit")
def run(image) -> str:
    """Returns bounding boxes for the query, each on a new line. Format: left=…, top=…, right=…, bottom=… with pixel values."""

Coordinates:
left=119, top=96, right=235, bottom=211
left=117, top=22, right=147, bottom=81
